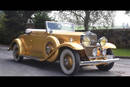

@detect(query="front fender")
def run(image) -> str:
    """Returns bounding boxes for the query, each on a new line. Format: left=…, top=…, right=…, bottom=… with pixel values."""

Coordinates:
left=8, top=38, right=25, bottom=55
left=58, top=42, right=84, bottom=50
left=46, top=42, right=84, bottom=62
left=102, top=42, right=116, bottom=49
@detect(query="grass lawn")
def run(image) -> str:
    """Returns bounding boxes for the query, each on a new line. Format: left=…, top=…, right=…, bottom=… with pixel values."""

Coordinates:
left=112, top=48, right=130, bottom=57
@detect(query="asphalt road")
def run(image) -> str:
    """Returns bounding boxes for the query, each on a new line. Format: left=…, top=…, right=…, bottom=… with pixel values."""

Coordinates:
left=0, top=44, right=130, bottom=76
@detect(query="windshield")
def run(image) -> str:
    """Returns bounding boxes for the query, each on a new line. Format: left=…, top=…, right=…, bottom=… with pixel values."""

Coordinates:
left=46, top=21, right=75, bottom=32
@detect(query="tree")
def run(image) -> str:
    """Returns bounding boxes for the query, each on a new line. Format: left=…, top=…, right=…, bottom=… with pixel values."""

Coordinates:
left=4, top=11, right=35, bottom=31
left=0, top=11, right=35, bottom=44
left=0, top=11, right=7, bottom=31
left=0, top=11, right=53, bottom=44
left=0, top=12, right=8, bottom=44
left=51, top=11, right=114, bottom=31
left=31, top=11, right=53, bottom=29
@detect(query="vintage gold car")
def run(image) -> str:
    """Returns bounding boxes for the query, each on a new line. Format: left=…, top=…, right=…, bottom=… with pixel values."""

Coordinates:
left=8, top=21, right=119, bottom=75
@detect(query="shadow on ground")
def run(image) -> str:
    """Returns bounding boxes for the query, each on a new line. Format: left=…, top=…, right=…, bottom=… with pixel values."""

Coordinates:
left=5, top=58, right=116, bottom=76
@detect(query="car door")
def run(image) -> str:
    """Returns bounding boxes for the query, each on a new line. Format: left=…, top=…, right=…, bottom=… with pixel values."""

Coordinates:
left=31, top=30, right=48, bottom=58
left=22, top=33, right=33, bottom=56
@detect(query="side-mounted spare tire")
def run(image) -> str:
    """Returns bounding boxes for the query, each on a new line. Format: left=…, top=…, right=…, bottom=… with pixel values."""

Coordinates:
left=42, top=36, right=60, bottom=62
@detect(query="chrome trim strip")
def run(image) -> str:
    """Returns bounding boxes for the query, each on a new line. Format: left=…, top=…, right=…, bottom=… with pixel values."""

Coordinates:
left=88, top=55, right=114, bottom=59
left=80, top=58, right=119, bottom=66
left=88, top=56, right=106, bottom=59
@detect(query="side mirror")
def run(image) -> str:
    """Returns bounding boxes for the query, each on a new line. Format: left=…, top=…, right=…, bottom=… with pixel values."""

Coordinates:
left=25, top=30, right=32, bottom=34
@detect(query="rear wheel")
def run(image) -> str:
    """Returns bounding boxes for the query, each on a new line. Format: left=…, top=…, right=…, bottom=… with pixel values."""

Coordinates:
left=96, top=49, right=114, bottom=71
left=60, top=49, right=80, bottom=75
left=13, top=44, right=23, bottom=62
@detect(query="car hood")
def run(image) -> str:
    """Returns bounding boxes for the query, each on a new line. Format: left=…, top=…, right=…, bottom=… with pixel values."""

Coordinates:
left=51, top=30, right=84, bottom=44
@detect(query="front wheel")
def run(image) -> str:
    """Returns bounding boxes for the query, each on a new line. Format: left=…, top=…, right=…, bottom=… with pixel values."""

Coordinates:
left=60, top=49, right=80, bottom=75
left=13, top=44, right=23, bottom=62
left=96, top=49, right=114, bottom=71
left=96, top=62, right=114, bottom=71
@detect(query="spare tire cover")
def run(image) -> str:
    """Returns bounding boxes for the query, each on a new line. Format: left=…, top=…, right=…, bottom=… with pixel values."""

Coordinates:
left=42, top=36, right=60, bottom=60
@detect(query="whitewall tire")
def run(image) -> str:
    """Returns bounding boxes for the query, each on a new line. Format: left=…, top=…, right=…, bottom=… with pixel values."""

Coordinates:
left=60, top=49, right=80, bottom=75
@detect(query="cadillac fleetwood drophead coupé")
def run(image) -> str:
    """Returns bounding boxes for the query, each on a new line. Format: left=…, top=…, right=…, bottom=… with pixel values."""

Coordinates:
left=8, top=21, right=119, bottom=75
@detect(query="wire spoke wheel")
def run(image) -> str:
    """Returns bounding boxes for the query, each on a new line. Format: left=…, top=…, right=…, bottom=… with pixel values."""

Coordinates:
left=60, top=49, right=80, bottom=75
left=63, top=55, right=73, bottom=70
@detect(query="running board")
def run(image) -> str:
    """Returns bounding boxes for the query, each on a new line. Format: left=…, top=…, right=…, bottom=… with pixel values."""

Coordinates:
left=23, top=56, right=46, bottom=61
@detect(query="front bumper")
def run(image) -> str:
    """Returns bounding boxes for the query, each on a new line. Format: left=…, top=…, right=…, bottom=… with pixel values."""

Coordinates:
left=80, top=58, right=119, bottom=66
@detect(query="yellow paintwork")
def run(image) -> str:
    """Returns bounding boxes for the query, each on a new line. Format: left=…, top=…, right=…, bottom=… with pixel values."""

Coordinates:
left=9, top=29, right=117, bottom=63
left=42, top=36, right=60, bottom=62
left=57, top=42, right=84, bottom=50
left=51, top=31, right=84, bottom=44
left=9, top=30, right=84, bottom=62
left=102, top=42, right=116, bottom=49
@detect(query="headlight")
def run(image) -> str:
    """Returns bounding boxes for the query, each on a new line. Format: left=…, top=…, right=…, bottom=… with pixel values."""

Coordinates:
left=99, top=36, right=108, bottom=46
left=92, top=48, right=101, bottom=57
left=81, top=35, right=91, bottom=47
left=102, top=49, right=107, bottom=56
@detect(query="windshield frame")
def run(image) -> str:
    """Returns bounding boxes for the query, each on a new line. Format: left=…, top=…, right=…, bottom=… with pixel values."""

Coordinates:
left=46, top=21, right=75, bottom=33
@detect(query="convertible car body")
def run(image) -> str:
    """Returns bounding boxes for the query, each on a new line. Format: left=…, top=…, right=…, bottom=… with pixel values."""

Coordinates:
left=8, top=21, right=119, bottom=75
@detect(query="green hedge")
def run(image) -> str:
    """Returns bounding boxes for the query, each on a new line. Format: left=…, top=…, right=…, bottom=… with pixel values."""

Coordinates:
left=0, top=29, right=24, bottom=45
left=76, top=29, right=130, bottom=48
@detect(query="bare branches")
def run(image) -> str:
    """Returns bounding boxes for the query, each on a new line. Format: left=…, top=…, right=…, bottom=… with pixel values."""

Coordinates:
left=50, top=11, right=115, bottom=30
left=71, top=11, right=85, bottom=21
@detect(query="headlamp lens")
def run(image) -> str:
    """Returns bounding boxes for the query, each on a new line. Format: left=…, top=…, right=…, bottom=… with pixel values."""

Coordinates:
left=82, top=35, right=91, bottom=47
left=99, top=37, right=108, bottom=46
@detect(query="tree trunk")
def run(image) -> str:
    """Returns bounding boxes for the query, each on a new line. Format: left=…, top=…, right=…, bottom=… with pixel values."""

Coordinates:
left=84, top=11, right=91, bottom=31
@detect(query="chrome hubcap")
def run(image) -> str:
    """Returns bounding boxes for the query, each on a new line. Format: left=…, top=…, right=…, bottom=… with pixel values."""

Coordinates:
left=46, top=42, right=54, bottom=55
left=63, top=55, right=73, bottom=70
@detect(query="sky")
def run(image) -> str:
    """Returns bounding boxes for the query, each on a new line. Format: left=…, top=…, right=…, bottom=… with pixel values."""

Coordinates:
left=114, top=11, right=130, bottom=27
